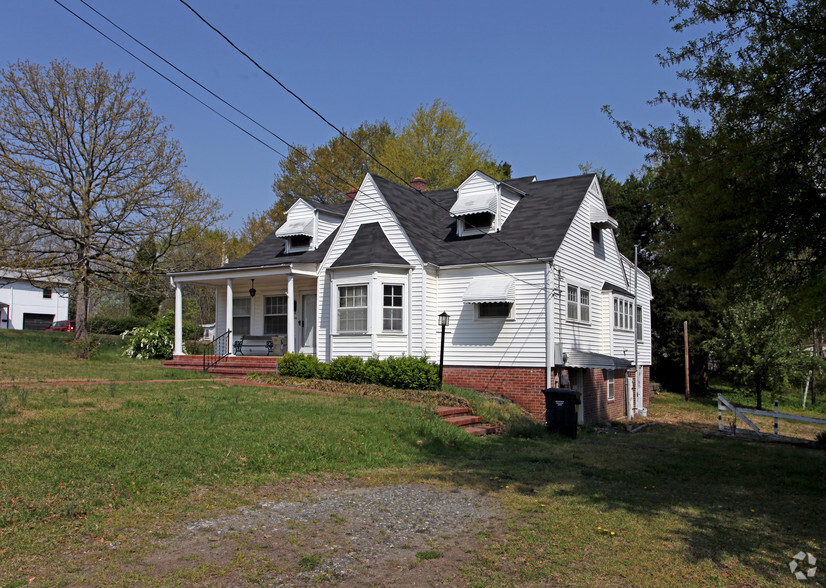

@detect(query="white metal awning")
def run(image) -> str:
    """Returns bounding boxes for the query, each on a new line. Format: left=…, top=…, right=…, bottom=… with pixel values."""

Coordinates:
left=565, top=350, right=632, bottom=370
left=449, top=190, right=497, bottom=217
left=590, top=206, right=619, bottom=230
left=275, top=216, right=314, bottom=237
left=462, top=276, right=515, bottom=304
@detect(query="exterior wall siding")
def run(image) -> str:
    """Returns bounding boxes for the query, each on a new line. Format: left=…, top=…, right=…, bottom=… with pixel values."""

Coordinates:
left=0, top=280, right=69, bottom=330
left=437, top=264, right=547, bottom=367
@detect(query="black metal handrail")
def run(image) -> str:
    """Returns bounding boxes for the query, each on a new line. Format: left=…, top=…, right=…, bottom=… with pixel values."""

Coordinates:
left=203, top=329, right=231, bottom=372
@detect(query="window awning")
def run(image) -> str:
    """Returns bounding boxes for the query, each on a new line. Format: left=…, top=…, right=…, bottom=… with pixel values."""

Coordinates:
left=565, top=350, right=632, bottom=370
left=450, top=190, right=497, bottom=217
left=462, top=276, right=515, bottom=304
left=275, top=216, right=314, bottom=238
left=590, top=206, right=618, bottom=230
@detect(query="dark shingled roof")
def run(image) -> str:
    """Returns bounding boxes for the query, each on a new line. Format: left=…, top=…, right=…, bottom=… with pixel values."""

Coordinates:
left=331, top=222, right=409, bottom=268
left=373, top=173, right=595, bottom=265
left=221, top=228, right=338, bottom=269
left=219, top=200, right=353, bottom=270
left=220, top=174, right=594, bottom=270
left=307, top=200, right=350, bottom=216
left=602, top=282, right=634, bottom=297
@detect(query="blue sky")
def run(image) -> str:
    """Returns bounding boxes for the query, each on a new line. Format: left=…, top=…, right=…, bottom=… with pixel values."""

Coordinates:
left=1, top=1, right=689, bottom=229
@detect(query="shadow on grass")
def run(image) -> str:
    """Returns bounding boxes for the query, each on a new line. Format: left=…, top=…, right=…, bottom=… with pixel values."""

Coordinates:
left=417, top=417, right=826, bottom=581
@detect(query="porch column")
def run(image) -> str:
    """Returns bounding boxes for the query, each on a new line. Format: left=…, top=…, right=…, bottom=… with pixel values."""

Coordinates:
left=226, top=279, right=234, bottom=355
left=173, top=280, right=183, bottom=356
left=286, top=274, right=295, bottom=353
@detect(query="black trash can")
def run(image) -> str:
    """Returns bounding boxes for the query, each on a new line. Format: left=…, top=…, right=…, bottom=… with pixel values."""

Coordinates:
left=542, top=388, right=580, bottom=439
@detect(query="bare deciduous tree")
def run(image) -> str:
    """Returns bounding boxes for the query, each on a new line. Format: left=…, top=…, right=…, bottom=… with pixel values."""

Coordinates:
left=0, top=60, right=223, bottom=342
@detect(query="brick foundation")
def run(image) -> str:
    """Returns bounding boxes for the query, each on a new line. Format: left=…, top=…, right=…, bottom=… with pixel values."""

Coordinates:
left=443, top=364, right=651, bottom=425
left=443, top=366, right=548, bottom=417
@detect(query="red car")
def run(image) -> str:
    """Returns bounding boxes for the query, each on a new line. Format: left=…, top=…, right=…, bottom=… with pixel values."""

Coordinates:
left=45, top=320, right=75, bottom=332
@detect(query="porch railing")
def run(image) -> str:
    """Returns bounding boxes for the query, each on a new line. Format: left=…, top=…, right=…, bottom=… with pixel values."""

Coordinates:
left=203, top=329, right=231, bottom=372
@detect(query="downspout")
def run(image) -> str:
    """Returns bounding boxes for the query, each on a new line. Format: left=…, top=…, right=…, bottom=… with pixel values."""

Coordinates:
left=633, top=245, right=641, bottom=415
left=545, top=262, right=555, bottom=389
left=407, top=268, right=413, bottom=356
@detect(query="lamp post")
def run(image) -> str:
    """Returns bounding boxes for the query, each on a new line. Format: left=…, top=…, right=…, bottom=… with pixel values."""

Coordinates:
left=438, top=311, right=450, bottom=388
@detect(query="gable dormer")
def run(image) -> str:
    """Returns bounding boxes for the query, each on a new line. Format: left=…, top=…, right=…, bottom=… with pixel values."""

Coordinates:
left=450, top=171, right=525, bottom=237
left=276, top=199, right=315, bottom=253
left=275, top=198, right=347, bottom=254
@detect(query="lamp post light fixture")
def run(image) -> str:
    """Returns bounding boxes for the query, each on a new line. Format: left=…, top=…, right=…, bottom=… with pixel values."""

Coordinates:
left=249, top=279, right=256, bottom=298
left=438, top=311, right=450, bottom=388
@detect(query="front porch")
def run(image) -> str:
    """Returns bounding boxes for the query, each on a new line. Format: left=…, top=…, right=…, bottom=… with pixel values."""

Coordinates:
left=169, top=264, right=318, bottom=359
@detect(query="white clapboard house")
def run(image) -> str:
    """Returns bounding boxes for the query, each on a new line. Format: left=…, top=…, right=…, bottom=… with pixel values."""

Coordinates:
left=0, top=270, right=71, bottom=331
left=168, top=172, right=652, bottom=424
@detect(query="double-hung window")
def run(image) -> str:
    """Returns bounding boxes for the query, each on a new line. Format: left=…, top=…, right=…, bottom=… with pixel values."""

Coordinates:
left=264, top=295, right=287, bottom=335
left=636, top=305, right=643, bottom=341
left=233, top=298, right=251, bottom=336
left=614, top=297, right=634, bottom=331
left=382, top=285, right=403, bottom=332
left=567, top=285, right=590, bottom=323
left=338, top=285, right=368, bottom=333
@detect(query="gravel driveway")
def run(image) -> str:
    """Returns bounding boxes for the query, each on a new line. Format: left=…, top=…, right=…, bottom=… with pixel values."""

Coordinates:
left=140, top=482, right=500, bottom=586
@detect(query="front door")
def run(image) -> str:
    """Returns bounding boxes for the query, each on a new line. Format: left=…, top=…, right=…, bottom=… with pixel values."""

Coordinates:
left=299, top=293, right=316, bottom=354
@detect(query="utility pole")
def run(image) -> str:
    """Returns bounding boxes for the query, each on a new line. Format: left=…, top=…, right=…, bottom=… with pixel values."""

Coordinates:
left=684, top=321, right=690, bottom=402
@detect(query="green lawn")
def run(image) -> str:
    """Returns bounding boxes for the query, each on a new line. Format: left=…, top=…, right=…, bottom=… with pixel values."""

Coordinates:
left=1, top=330, right=825, bottom=586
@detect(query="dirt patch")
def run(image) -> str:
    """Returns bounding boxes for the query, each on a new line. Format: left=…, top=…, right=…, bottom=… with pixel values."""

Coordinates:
left=135, top=482, right=500, bottom=586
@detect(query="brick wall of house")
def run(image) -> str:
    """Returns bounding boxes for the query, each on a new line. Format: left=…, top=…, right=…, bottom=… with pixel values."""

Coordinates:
left=442, top=366, right=547, bottom=418
left=443, top=364, right=651, bottom=425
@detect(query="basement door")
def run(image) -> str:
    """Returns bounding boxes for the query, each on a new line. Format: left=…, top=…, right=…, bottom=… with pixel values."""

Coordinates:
left=299, top=293, right=317, bottom=354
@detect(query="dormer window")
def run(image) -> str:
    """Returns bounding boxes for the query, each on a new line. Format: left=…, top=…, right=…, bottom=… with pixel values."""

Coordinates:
left=450, top=171, right=525, bottom=238
left=276, top=213, right=314, bottom=253
left=590, top=206, right=618, bottom=242
left=459, top=212, right=494, bottom=235
left=287, top=234, right=312, bottom=252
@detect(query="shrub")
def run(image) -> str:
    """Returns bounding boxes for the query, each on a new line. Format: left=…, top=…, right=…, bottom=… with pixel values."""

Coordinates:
left=89, top=315, right=151, bottom=335
left=121, top=311, right=198, bottom=360
left=278, top=353, right=326, bottom=378
left=153, top=311, right=203, bottom=341
left=327, top=355, right=365, bottom=383
left=362, top=355, right=387, bottom=385
left=382, top=356, right=440, bottom=390
left=71, top=335, right=101, bottom=360
left=121, top=325, right=176, bottom=360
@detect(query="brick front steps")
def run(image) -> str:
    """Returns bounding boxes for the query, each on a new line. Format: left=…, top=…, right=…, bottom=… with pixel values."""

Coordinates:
left=436, top=406, right=497, bottom=436
left=163, top=354, right=280, bottom=376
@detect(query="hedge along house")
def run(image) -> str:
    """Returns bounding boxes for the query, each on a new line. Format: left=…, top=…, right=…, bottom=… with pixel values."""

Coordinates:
left=168, top=171, right=653, bottom=424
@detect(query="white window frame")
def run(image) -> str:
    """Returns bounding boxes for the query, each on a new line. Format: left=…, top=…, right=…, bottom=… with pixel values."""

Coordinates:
left=636, top=304, right=643, bottom=341
left=263, top=294, right=288, bottom=336
left=382, top=284, right=404, bottom=333
left=285, top=234, right=312, bottom=254
left=233, top=297, right=251, bottom=336
left=458, top=212, right=495, bottom=237
left=474, top=301, right=515, bottom=321
left=606, top=371, right=615, bottom=401
left=337, top=284, right=368, bottom=334
left=614, top=296, right=634, bottom=331
left=567, top=285, right=590, bottom=324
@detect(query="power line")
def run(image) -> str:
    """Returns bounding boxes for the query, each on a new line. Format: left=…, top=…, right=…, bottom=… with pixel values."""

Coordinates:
left=52, top=0, right=289, bottom=161
left=55, top=0, right=559, bottom=293
left=174, top=0, right=566, bottom=271
left=175, top=0, right=409, bottom=188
